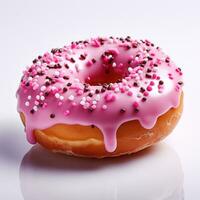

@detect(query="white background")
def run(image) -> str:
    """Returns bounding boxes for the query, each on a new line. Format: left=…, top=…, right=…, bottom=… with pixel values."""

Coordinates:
left=0, top=0, right=199, bottom=199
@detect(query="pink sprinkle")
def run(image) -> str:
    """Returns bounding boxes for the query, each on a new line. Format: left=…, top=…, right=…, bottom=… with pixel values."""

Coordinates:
left=91, top=105, right=96, bottom=109
left=143, top=91, right=149, bottom=96
left=86, top=60, right=93, bottom=67
left=104, top=92, right=116, bottom=102
left=33, top=83, right=39, bottom=90
left=64, top=110, right=70, bottom=116
left=77, top=90, right=83, bottom=95
left=147, top=86, right=152, bottom=91
left=150, top=81, right=155, bottom=86
left=58, top=102, right=63, bottom=106
left=152, top=74, right=157, bottom=79
left=133, top=101, right=139, bottom=108
left=91, top=39, right=101, bottom=47
left=127, top=91, right=133, bottom=96
left=102, top=104, right=107, bottom=110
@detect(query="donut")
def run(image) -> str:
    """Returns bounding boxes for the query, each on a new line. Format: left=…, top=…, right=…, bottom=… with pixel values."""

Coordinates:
left=17, top=36, right=184, bottom=158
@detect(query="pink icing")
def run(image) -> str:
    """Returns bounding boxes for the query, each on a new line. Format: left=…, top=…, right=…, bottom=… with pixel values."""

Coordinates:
left=16, top=36, right=183, bottom=152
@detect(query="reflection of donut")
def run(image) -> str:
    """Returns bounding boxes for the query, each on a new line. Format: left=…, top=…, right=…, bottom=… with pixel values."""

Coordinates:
left=20, top=144, right=184, bottom=200
left=17, top=37, right=183, bottom=157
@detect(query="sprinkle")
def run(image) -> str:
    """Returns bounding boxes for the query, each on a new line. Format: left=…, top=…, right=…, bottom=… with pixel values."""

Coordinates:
left=68, top=95, right=74, bottom=101
left=128, top=67, right=133, bottom=73
left=40, top=96, right=45, bottom=101
left=25, top=101, right=30, bottom=107
left=64, top=110, right=70, bottom=116
left=40, top=85, right=46, bottom=91
left=112, top=62, right=117, bottom=67
left=104, top=93, right=116, bottom=102
left=33, top=106, right=38, bottom=111
left=120, top=108, right=126, bottom=113
left=86, top=60, right=93, bottom=67
left=143, top=91, right=149, bottom=96
left=54, top=71, right=60, bottom=76
left=55, top=93, right=60, bottom=98
left=133, top=101, right=139, bottom=108
left=147, top=86, right=152, bottom=91
left=59, top=95, right=64, bottom=101
left=102, top=104, right=107, bottom=110
left=50, top=114, right=55, bottom=118
left=27, top=95, right=32, bottom=100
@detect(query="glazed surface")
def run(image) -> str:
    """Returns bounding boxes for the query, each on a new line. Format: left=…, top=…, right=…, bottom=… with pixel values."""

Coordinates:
left=17, top=36, right=183, bottom=152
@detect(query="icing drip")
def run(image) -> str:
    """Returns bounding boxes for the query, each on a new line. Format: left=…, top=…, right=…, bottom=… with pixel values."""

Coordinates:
left=16, top=37, right=183, bottom=152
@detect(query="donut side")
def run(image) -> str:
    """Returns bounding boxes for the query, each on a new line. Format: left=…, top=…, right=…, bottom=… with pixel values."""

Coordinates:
left=20, top=94, right=183, bottom=158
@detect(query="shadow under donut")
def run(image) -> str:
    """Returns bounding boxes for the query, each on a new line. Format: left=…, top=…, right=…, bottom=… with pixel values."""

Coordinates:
left=19, top=143, right=184, bottom=200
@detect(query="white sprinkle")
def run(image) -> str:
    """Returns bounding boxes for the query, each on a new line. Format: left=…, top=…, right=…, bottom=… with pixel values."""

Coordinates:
left=95, top=94, right=100, bottom=101
left=36, top=95, right=40, bottom=100
left=137, top=93, right=142, bottom=98
left=68, top=95, right=74, bottom=101
left=55, top=93, right=60, bottom=99
left=128, top=67, right=133, bottom=72
left=54, top=71, right=60, bottom=76
left=27, top=95, right=32, bottom=100
left=34, top=101, right=39, bottom=106
left=74, top=78, right=80, bottom=83
left=112, top=62, right=117, bottom=67
left=80, top=100, right=85, bottom=105
left=25, top=101, right=30, bottom=107
left=114, top=87, right=120, bottom=93
left=90, top=90, right=95, bottom=95
left=33, top=106, right=38, bottom=111
left=28, top=77, right=33, bottom=81
left=138, top=70, right=143, bottom=74
left=81, top=97, right=86, bottom=101
left=92, top=100, right=97, bottom=105
left=40, top=85, right=46, bottom=91
left=59, top=95, right=64, bottom=101
left=40, top=96, right=45, bottom=101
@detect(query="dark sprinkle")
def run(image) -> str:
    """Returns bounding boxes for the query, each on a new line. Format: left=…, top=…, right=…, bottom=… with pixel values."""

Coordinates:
left=38, top=55, right=42, bottom=59
left=79, top=54, right=86, bottom=60
left=134, top=108, right=139, bottom=113
left=32, top=59, right=37, bottom=64
left=44, top=92, right=49, bottom=97
left=91, top=124, right=95, bottom=128
left=30, top=109, right=35, bottom=114
left=88, top=93, right=93, bottom=97
left=145, top=74, right=152, bottom=79
left=88, top=108, right=93, bottom=112
left=147, top=56, right=153, bottom=61
left=101, top=88, right=106, bottom=93
left=65, top=64, right=69, bottom=69
left=45, top=81, right=51, bottom=86
left=95, top=89, right=100, bottom=94
left=25, top=82, right=30, bottom=87
left=50, top=114, right=55, bottom=118
left=178, top=81, right=183, bottom=85
left=120, top=108, right=126, bottom=113
left=140, top=87, right=145, bottom=93
left=92, top=58, right=96, bottom=63
left=159, top=80, right=164, bottom=85
left=70, top=58, right=75, bottom=63
left=67, top=83, right=72, bottom=86
left=147, top=68, right=152, bottom=73
left=63, top=87, right=68, bottom=93
left=142, top=97, right=147, bottom=102
left=133, top=82, right=139, bottom=87
left=63, top=76, right=69, bottom=80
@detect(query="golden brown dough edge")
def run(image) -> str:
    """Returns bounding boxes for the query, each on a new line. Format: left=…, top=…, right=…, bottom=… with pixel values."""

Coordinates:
left=20, top=93, right=183, bottom=158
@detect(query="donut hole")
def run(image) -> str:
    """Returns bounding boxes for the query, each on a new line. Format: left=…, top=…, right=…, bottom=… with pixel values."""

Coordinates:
left=84, top=50, right=130, bottom=85
left=85, top=65, right=128, bottom=85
